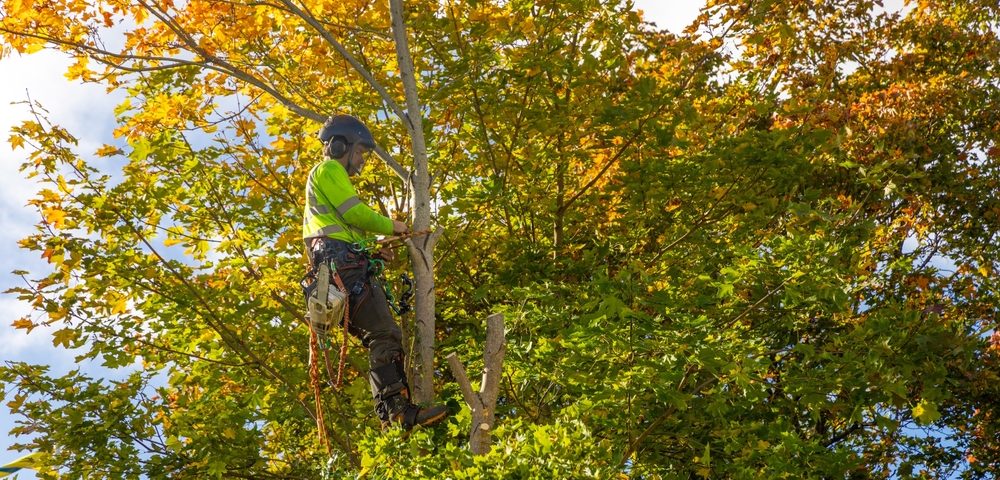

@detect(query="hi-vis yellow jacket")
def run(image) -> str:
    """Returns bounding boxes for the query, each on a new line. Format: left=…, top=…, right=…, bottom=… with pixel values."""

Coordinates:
left=302, top=159, right=394, bottom=243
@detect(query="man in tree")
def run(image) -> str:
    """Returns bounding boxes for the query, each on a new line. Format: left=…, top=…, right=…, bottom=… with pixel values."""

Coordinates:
left=303, top=114, right=448, bottom=430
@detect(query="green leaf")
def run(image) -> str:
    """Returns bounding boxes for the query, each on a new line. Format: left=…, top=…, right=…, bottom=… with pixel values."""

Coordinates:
left=912, top=399, right=941, bottom=425
left=129, top=138, right=150, bottom=161
left=51, top=327, right=78, bottom=348
left=533, top=426, right=553, bottom=452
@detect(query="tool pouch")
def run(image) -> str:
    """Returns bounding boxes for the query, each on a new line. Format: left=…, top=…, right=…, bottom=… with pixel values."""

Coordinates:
left=306, top=263, right=347, bottom=335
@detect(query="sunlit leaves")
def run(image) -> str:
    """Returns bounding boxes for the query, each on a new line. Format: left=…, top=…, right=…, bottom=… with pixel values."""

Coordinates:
left=2, top=0, right=999, bottom=477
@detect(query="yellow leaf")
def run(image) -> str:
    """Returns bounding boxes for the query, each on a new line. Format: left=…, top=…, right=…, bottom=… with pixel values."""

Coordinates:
left=913, top=399, right=941, bottom=425
left=64, top=56, right=90, bottom=80
left=665, top=198, right=682, bottom=212
left=195, top=240, right=210, bottom=257
left=51, top=327, right=77, bottom=348
left=43, top=207, right=66, bottom=229
left=9, top=134, right=25, bottom=150
left=6, top=393, right=27, bottom=411
left=48, top=306, right=69, bottom=322
left=163, top=225, right=184, bottom=247
left=39, top=188, right=60, bottom=203
left=111, top=296, right=128, bottom=315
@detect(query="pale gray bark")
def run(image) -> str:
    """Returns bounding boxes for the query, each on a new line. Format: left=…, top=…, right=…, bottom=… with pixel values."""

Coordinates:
left=388, top=0, right=438, bottom=404
left=446, top=313, right=506, bottom=454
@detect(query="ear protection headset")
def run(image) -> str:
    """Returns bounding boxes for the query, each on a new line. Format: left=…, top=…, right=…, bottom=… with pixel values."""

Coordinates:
left=325, top=137, right=348, bottom=159
left=319, top=115, right=376, bottom=160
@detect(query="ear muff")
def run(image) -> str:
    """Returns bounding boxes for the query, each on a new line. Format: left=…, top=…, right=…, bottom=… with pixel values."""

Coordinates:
left=326, top=138, right=348, bottom=158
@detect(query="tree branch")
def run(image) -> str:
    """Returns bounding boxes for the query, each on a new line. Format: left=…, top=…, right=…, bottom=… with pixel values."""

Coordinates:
left=276, top=0, right=408, bottom=126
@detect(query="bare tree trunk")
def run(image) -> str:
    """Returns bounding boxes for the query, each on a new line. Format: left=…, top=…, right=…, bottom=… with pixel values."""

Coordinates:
left=447, top=313, right=506, bottom=454
left=388, top=0, right=436, bottom=404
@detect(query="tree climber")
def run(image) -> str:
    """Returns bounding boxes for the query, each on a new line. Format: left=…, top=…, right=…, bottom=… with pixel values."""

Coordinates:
left=302, top=114, right=448, bottom=430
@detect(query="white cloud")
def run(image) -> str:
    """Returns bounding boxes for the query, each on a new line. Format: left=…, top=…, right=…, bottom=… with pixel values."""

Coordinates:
left=0, top=50, right=124, bottom=253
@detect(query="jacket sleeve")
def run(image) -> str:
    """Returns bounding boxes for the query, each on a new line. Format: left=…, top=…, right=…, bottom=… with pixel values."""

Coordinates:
left=317, top=162, right=395, bottom=236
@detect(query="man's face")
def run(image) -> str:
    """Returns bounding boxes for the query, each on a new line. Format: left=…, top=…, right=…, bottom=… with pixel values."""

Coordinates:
left=347, top=144, right=368, bottom=176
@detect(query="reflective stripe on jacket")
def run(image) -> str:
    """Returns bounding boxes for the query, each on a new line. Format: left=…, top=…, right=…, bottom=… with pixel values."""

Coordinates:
left=302, top=159, right=394, bottom=243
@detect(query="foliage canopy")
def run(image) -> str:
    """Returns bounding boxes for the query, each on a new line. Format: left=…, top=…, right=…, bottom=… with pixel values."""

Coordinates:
left=2, top=0, right=999, bottom=477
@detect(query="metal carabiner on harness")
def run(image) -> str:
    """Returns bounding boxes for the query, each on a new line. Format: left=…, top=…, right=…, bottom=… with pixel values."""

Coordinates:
left=395, top=273, right=413, bottom=316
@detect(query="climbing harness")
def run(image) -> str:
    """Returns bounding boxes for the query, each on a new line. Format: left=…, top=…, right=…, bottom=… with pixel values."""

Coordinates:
left=300, top=231, right=427, bottom=450
left=301, top=235, right=419, bottom=385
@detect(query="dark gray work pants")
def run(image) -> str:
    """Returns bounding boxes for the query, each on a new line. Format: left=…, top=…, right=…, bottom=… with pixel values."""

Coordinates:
left=307, top=239, right=404, bottom=371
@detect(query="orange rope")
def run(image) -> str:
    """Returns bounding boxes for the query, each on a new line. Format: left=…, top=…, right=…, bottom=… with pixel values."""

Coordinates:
left=332, top=272, right=351, bottom=390
left=308, top=325, right=332, bottom=455
left=305, top=260, right=357, bottom=456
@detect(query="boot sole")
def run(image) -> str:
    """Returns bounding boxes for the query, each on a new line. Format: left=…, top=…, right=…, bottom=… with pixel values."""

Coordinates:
left=415, top=410, right=448, bottom=428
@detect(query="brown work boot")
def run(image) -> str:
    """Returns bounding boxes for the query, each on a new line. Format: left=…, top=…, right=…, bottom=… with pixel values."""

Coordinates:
left=384, top=394, right=448, bottom=430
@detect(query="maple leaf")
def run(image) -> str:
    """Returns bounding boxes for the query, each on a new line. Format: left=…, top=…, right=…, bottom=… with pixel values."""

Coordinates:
left=11, top=317, right=36, bottom=332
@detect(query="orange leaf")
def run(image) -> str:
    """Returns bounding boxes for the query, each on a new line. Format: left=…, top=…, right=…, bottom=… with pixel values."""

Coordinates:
left=11, top=317, right=36, bottom=332
left=95, top=144, right=122, bottom=156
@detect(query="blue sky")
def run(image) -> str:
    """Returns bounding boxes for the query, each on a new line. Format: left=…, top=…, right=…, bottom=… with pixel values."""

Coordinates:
left=0, top=2, right=699, bottom=473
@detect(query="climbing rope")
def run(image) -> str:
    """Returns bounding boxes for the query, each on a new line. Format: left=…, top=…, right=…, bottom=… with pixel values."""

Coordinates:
left=375, top=228, right=433, bottom=246
left=303, top=253, right=353, bottom=456
left=308, top=324, right=332, bottom=455
left=303, top=232, right=425, bottom=452
left=331, top=272, right=351, bottom=390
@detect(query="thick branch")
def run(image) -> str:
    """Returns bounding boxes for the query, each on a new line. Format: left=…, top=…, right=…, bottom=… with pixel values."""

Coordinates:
left=277, top=0, right=408, bottom=126
left=446, top=352, right=484, bottom=412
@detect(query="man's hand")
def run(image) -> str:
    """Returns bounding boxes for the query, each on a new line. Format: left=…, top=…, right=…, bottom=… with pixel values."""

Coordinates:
left=392, top=220, right=410, bottom=235
left=374, top=247, right=397, bottom=264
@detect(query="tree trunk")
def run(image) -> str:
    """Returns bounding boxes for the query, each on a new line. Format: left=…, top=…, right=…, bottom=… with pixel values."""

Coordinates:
left=388, top=0, right=436, bottom=404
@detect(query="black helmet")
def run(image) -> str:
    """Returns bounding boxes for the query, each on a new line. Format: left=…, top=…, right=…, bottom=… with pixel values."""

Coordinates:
left=319, top=115, right=376, bottom=158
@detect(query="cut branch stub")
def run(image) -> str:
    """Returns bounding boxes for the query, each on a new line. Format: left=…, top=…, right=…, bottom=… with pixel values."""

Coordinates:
left=446, top=313, right=505, bottom=455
